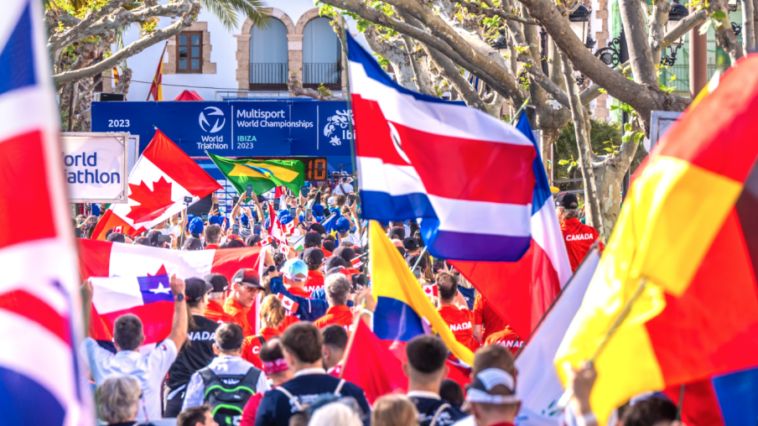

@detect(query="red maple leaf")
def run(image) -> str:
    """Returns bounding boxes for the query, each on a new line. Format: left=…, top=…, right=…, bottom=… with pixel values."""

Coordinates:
left=148, top=265, right=168, bottom=276
left=126, top=176, right=175, bottom=224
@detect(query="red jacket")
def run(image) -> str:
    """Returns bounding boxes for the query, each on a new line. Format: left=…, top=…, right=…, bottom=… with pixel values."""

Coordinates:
left=560, top=218, right=603, bottom=271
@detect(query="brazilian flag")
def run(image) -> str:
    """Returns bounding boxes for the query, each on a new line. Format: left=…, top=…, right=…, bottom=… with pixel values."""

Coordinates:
left=207, top=152, right=305, bottom=196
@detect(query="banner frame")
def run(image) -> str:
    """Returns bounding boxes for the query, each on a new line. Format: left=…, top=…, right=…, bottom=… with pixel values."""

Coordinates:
left=63, top=131, right=130, bottom=204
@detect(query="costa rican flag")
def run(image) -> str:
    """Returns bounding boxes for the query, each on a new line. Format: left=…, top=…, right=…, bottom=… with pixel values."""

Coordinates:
left=347, top=33, right=537, bottom=262
left=0, top=1, right=93, bottom=424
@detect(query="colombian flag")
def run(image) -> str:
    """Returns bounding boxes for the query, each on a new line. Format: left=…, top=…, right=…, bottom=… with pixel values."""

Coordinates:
left=370, top=221, right=474, bottom=366
left=207, top=152, right=305, bottom=196
left=555, top=54, right=758, bottom=424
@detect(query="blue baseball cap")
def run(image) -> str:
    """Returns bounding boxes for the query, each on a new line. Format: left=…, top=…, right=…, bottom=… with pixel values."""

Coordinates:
left=335, top=217, right=351, bottom=233
left=280, top=214, right=294, bottom=226
left=312, top=204, right=324, bottom=216
left=208, top=215, right=223, bottom=226
left=277, top=209, right=289, bottom=219
left=189, top=216, right=204, bottom=235
left=281, top=258, right=308, bottom=281
left=240, top=215, right=249, bottom=226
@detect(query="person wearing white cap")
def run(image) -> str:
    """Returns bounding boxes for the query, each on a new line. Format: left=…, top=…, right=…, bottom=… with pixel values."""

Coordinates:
left=465, top=367, right=520, bottom=426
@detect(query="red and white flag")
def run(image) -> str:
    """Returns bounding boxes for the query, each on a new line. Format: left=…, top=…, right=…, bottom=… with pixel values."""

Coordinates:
left=92, top=129, right=221, bottom=240
left=78, top=239, right=262, bottom=283
left=422, top=284, right=438, bottom=299
left=277, top=294, right=300, bottom=312
left=258, top=236, right=274, bottom=247
left=0, top=1, right=94, bottom=423
left=285, top=221, right=296, bottom=235
left=351, top=256, right=364, bottom=268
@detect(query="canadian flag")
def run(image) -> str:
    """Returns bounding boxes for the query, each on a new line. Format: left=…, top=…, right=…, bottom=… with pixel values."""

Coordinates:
left=78, top=239, right=262, bottom=283
left=422, top=284, right=438, bottom=298
left=258, top=236, right=274, bottom=247
left=285, top=221, right=296, bottom=235
left=91, top=130, right=221, bottom=240
left=351, top=256, right=364, bottom=268
left=277, top=293, right=299, bottom=312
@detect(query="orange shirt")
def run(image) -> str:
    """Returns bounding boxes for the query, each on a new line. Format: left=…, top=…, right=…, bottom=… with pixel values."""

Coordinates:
left=474, top=294, right=507, bottom=341
left=223, top=297, right=255, bottom=336
left=560, top=218, right=604, bottom=271
left=205, top=244, right=220, bottom=250
left=204, top=300, right=235, bottom=324
left=485, top=326, right=524, bottom=354
left=286, top=285, right=312, bottom=298
left=438, top=305, right=480, bottom=353
left=304, top=270, right=325, bottom=294
left=313, top=305, right=355, bottom=333
left=278, top=314, right=300, bottom=332
left=241, top=327, right=281, bottom=369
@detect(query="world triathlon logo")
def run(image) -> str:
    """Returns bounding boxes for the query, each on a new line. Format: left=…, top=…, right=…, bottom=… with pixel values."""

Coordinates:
left=323, top=110, right=353, bottom=146
left=199, top=106, right=225, bottom=133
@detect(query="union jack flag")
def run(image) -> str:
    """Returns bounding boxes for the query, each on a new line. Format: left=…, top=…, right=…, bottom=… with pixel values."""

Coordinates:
left=0, top=1, right=92, bottom=424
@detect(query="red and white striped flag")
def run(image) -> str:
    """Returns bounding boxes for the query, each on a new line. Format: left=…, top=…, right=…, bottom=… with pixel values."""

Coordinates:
left=351, top=256, right=364, bottom=268
left=78, top=239, right=262, bottom=283
left=91, top=130, right=221, bottom=239
left=258, top=236, right=274, bottom=247
left=277, top=293, right=300, bottom=312
left=0, top=1, right=94, bottom=423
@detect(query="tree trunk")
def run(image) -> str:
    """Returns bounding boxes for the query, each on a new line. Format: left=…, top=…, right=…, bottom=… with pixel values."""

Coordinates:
left=618, top=0, right=659, bottom=86
left=743, top=0, right=756, bottom=52
left=560, top=53, right=604, bottom=236
left=540, top=127, right=560, bottom=183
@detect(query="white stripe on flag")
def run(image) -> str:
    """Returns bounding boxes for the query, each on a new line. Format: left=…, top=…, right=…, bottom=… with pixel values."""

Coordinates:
left=91, top=276, right=145, bottom=314
left=357, top=157, right=427, bottom=195
left=349, top=60, right=533, bottom=147
left=109, top=243, right=216, bottom=278
left=427, top=195, right=532, bottom=237
left=531, top=198, right=573, bottom=287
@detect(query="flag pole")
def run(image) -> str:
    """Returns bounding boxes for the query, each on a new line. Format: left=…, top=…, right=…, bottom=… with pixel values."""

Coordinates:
left=339, top=16, right=359, bottom=187
left=147, top=42, right=168, bottom=101
left=510, top=96, right=531, bottom=125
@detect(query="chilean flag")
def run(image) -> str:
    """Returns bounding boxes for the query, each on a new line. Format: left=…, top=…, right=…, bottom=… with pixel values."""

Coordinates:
left=78, top=239, right=262, bottom=283
left=90, top=275, right=175, bottom=345
left=347, top=33, right=537, bottom=262
left=450, top=113, right=572, bottom=339
left=91, top=129, right=221, bottom=240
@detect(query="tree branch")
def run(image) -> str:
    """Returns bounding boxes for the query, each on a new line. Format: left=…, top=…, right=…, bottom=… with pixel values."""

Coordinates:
left=618, top=0, right=658, bottom=86
left=648, top=0, right=671, bottom=64
left=452, top=0, right=537, bottom=24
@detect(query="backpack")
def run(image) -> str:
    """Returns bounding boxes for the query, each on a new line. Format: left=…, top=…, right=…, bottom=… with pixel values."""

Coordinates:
left=199, top=366, right=262, bottom=426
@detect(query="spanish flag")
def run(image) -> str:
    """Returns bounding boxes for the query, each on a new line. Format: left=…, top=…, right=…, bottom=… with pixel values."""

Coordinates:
left=207, top=152, right=305, bottom=196
left=555, top=54, right=758, bottom=424
left=370, top=221, right=474, bottom=366
left=148, top=43, right=166, bottom=101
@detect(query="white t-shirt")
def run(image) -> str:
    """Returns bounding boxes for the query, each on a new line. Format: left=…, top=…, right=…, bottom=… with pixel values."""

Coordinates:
left=342, top=232, right=363, bottom=248
left=333, top=182, right=354, bottom=195
left=82, top=337, right=178, bottom=421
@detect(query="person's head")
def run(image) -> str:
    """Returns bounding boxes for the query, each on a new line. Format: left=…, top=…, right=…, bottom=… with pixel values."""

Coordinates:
left=324, top=273, right=351, bottom=307
left=204, top=273, right=229, bottom=304
left=324, top=256, right=348, bottom=271
left=333, top=246, right=356, bottom=265
left=389, top=226, right=405, bottom=241
left=260, top=338, right=294, bottom=386
left=259, top=294, right=286, bottom=329
left=134, top=237, right=151, bottom=246
left=439, top=379, right=464, bottom=408
left=621, top=396, right=681, bottom=426
left=403, top=237, right=420, bottom=254
left=183, top=237, right=204, bottom=251
left=95, top=375, right=141, bottom=424
left=309, top=223, right=327, bottom=236
left=466, top=367, right=520, bottom=425
left=280, top=322, right=323, bottom=370
left=321, top=324, right=348, bottom=370
left=204, top=224, right=222, bottom=244
left=177, top=404, right=217, bottom=426
left=371, top=394, right=419, bottom=426
left=304, top=232, right=322, bottom=249
left=436, top=271, right=458, bottom=304
left=113, top=314, right=144, bottom=351
left=404, top=335, right=449, bottom=390
left=189, top=216, right=204, bottom=237
left=230, top=268, right=263, bottom=308
left=309, top=401, right=363, bottom=426
left=472, top=344, right=516, bottom=377
left=245, top=234, right=261, bottom=247
left=185, top=277, right=213, bottom=315
left=555, top=192, right=580, bottom=222
left=304, top=247, right=325, bottom=271
left=407, top=254, right=427, bottom=277
left=213, top=322, right=244, bottom=356
left=106, top=232, right=126, bottom=243
left=335, top=217, right=351, bottom=235
left=281, top=258, right=309, bottom=287
left=335, top=194, right=346, bottom=207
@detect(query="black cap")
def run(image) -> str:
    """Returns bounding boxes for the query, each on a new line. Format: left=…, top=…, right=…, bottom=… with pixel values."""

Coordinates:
left=324, top=255, right=348, bottom=271
left=555, top=192, right=579, bottom=209
left=185, top=277, right=213, bottom=302
left=322, top=241, right=336, bottom=253
left=304, top=247, right=325, bottom=265
left=204, top=274, right=229, bottom=292
left=325, top=267, right=345, bottom=277
left=309, top=223, right=327, bottom=235
left=232, top=268, right=263, bottom=289
left=106, top=232, right=126, bottom=243
left=304, top=232, right=322, bottom=248
left=403, top=237, right=419, bottom=252
left=183, top=237, right=203, bottom=250
left=407, top=254, right=427, bottom=271
left=147, top=230, right=162, bottom=247
left=333, top=246, right=356, bottom=264
left=389, top=227, right=405, bottom=240
left=134, top=237, right=151, bottom=246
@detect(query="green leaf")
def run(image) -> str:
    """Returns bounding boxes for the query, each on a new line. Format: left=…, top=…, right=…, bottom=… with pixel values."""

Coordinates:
left=711, top=10, right=727, bottom=20
left=603, top=147, right=614, bottom=152
left=634, top=132, right=645, bottom=144
left=622, top=131, right=633, bottom=143
left=624, top=123, right=632, bottom=132
left=598, top=88, right=607, bottom=94
left=557, top=159, right=571, bottom=165
left=699, top=19, right=712, bottom=35
left=670, top=75, right=677, bottom=81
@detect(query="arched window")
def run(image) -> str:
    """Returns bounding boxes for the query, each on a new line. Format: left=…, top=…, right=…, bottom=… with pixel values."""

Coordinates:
left=302, top=18, right=341, bottom=89
left=249, top=19, right=288, bottom=88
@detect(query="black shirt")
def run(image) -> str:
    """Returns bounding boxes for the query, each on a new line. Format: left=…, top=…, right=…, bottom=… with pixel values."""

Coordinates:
left=254, top=373, right=371, bottom=426
left=167, top=315, right=218, bottom=390
left=410, top=395, right=466, bottom=426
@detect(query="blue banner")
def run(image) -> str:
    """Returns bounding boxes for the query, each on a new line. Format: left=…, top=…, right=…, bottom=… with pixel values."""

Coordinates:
left=92, top=100, right=354, bottom=172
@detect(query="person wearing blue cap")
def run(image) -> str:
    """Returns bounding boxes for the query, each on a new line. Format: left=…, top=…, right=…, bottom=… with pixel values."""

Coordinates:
left=188, top=216, right=204, bottom=239
left=311, top=204, right=325, bottom=222
left=279, top=258, right=311, bottom=298
left=335, top=216, right=363, bottom=248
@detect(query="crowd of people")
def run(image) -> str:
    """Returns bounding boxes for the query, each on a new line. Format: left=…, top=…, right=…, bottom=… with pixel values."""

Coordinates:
left=76, top=176, right=681, bottom=426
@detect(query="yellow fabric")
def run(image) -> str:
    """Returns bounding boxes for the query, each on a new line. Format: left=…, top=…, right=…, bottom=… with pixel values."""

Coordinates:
left=369, top=221, right=474, bottom=366
left=689, top=70, right=720, bottom=111
left=554, top=156, right=742, bottom=425
left=229, top=162, right=300, bottom=182
left=155, top=60, right=163, bottom=101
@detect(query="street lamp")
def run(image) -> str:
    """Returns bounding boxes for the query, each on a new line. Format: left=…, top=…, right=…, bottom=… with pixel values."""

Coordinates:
left=728, top=0, right=742, bottom=35
left=569, top=5, right=594, bottom=84
left=660, top=0, right=689, bottom=66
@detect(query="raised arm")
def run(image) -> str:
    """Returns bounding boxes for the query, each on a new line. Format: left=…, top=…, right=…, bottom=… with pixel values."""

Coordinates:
left=167, top=275, right=188, bottom=350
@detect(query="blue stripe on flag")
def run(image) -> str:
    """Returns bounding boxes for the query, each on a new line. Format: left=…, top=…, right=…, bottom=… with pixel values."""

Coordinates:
left=373, top=296, right=426, bottom=342
left=0, top=366, right=66, bottom=426
left=420, top=221, right=532, bottom=261
left=712, top=367, right=758, bottom=425
left=0, top=2, right=36, bottom=96
left=515, top=111, right=554, bottom=214
left=139, top=275, right=174, bottom=304
left=359, top=190, right=436, bottom=222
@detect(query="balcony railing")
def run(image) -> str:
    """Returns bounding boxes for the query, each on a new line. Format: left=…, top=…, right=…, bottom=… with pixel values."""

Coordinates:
left=303, top=62, right=340, bottom=84
left=249, top=63, right=287, bottom=85
left=659, top=64, right=718, bottom=93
